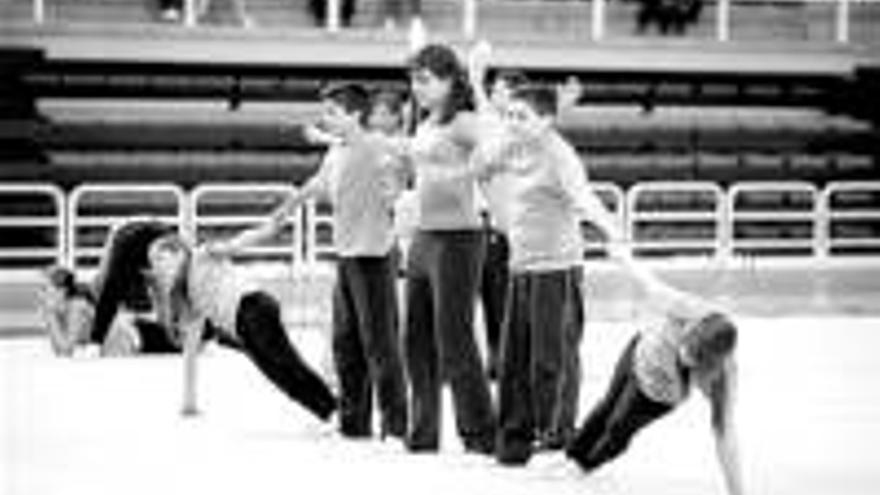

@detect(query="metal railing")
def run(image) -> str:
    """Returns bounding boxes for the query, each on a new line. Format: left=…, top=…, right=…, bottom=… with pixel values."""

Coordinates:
left=0, top=183, right=65, bottom=271
left=728, top=181, right=820, bottom=257
left=582, top=182, right=626, bottom=257
left=3, top=179, right=879, bottom=274
left=66, top=183, right=186, bottom=270
left=822, top=181, right=880, bottom=256
left=627, top=181, right=725, bottom=257
left=190, top=183, right=301, bottom=263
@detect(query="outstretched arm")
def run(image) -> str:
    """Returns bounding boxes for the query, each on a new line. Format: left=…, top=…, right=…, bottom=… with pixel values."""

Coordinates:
left=207, top=158, right=332, bottom=257
left=466, top=40, right=494, bottom=114
left=707, top=360, right=744, bottom=495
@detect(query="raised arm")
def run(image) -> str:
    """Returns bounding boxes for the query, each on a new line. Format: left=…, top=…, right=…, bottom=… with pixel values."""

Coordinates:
left=466, top=40, right=494, bottom=114
left=180, top=314, right=206, bottom=417
left=706, top=359, right=744, bottom=495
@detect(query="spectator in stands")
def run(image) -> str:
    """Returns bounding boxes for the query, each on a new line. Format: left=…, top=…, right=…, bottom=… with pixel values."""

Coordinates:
left=635, top=0, right=702, bottom=36
left=159, top=0, right=184, bottom=22
left=160, top=0, right=253, bottom=27
left=378, top=0, right=422, bottom=31
left=309, top=0, right=357, bottom=28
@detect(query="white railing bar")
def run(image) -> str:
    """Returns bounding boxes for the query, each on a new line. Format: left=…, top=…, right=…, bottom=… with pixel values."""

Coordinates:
left=327, top=0, right=341, bottom=33
left=837, top=0, right=851, bottom=43
left=592, top=0, right=606, bottom=41
left=732, top=211, right=819, bottom=220
left=828, top=211, right=880, bottom=219
left=718, top=0, right=731, bottom=42
left=463, top=0, right=478, bottom=39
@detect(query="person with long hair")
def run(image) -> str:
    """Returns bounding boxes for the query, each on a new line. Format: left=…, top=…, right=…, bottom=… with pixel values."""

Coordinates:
left=380, top=43, right=497, bottom=454
left=144, top=221, right=337, bottom=422
left=565, top=288, right=743, bottom=495
left=89, top=220, right=184, bottom=355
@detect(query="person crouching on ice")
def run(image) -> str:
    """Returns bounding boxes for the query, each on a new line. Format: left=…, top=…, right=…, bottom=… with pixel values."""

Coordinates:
left=144, top=223, right=337, bottom=422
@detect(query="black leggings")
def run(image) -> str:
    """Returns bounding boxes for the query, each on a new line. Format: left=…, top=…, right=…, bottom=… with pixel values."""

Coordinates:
left=565, top=336, right=674, bottom=472
left=236, top=292, right=337, bottom=421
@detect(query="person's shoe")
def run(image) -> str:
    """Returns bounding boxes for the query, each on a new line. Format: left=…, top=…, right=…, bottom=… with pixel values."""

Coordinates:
left=496, top=445, right=531, bottom=466
left=405, top=437, right=439, bottom=453
left=535, top=430, right=569, bottom=452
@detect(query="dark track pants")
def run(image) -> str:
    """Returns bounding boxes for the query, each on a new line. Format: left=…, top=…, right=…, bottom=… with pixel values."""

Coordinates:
left=565, top=336, right=674, bottom=472
left=332, top=255, right=408, bottom=438
left=236, top=292, right=337, bottom=421
left=496, top=267, right=584, bottom=464
left=478, top=228, right=510, bottom=380
left=403, top=230, right=495, bottom=453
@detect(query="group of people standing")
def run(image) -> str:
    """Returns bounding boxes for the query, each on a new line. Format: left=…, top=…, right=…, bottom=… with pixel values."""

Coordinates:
left=40, top=41, right=742, bottom=494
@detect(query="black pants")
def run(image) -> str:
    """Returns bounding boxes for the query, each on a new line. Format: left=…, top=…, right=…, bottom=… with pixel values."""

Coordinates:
left=332, top=255, right=407, bottom=438
left=404, top=230, right=495, bottom=453
left=158, top=0, right=182, bottom=10
left=90, top=220, right=174, bottom=345
left=236, top=292, right=337, bottom=421
left=134, top=319, right=179, bottom=353
left=478, top=228, right=510, bottom=380
left=565, top=336, right=674, bottom=472
left=496, top=267, right=584, bottom=465
left=309, top=0, right=356, bottom=26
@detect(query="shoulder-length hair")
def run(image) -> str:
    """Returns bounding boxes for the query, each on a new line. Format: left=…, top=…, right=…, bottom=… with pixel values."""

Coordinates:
left=90, top=219, right=175, bottom=343
left=407, top=43, right=474, bottom=126
left=148, top=233, right=193, bottom=335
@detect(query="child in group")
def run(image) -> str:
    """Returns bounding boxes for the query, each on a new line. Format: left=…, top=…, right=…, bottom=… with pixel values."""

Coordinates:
left=39, top=220, right=187, bottom=357
left=466, top=65, right=528, bottom=381
left=274, top=82, right=408, bottom=440
left=471, top=85, right=621, bottom=465
left=367, top=87, right=411, bottom=276
left=40, top=265, right=96, bottom=357
left=565, top=286, right=744, bottom=495
left=145, top=220, right=337, bottom=422
left=91, top=220, right=185, bottom=356
left=386, top=43, right=497, bottom=454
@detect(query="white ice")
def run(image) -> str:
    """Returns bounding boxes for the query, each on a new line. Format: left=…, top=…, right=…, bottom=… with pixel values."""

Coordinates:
left=4, top=316, right=880, bottom=495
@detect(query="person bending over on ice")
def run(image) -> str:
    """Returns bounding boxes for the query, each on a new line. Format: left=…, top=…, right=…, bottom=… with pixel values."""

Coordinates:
left=144, top=219, right=337, bottom=422
left=565, top=280, right=744, bottom=495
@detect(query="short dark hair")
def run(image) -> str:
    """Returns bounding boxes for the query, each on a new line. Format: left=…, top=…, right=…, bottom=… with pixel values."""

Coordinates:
left=320, top=82, right=371, bottom=125
left=407, top=44, right=474, bottom=125
left=511, top=85, right=558, bottom=117
left=46, top=265, right=94, bottom=303
left=490, top=69, right=528, bottom=91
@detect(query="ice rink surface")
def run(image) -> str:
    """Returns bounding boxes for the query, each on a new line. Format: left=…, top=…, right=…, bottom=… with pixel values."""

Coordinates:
left=4, top=312, right=880, bottom=495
